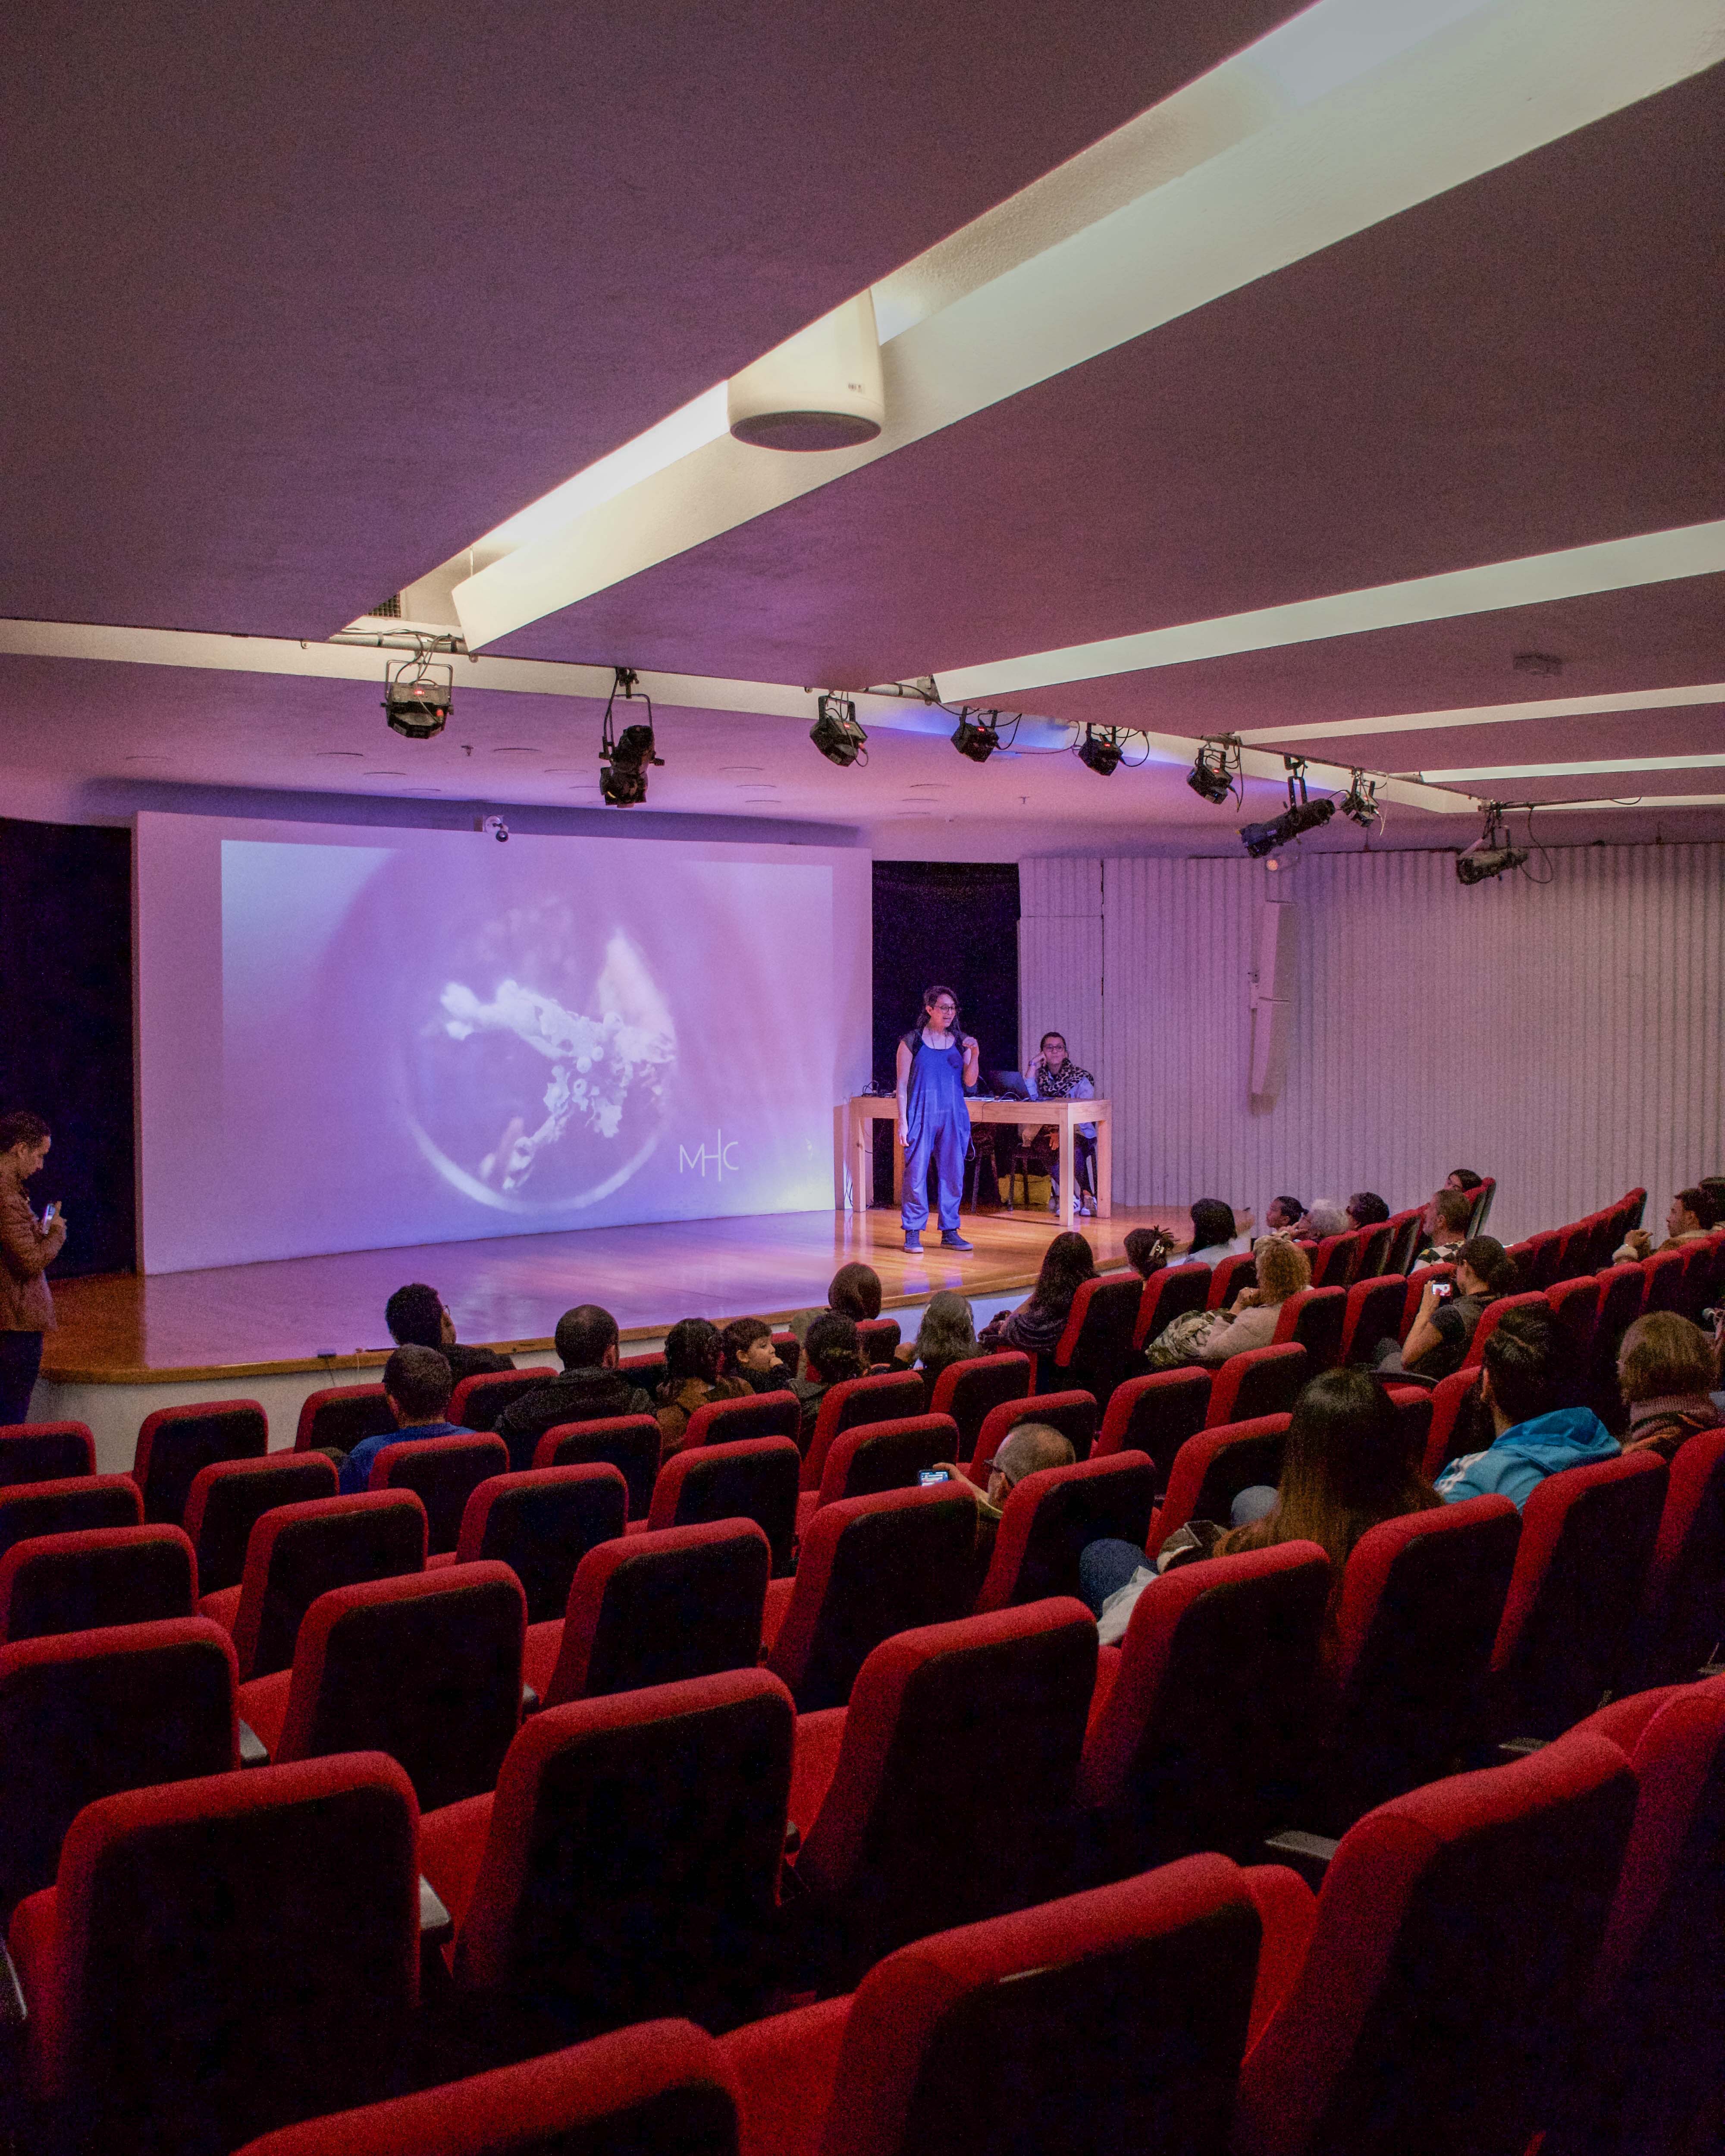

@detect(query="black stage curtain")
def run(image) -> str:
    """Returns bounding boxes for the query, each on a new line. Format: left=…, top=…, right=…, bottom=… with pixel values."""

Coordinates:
left=872, top=861, right=1021, bottom=1205
left=0, top=819, right=135, bottom=1276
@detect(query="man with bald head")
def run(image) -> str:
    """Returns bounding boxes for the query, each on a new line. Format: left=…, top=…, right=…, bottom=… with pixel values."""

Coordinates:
left=934, top=1421, right=1077, bottom=1594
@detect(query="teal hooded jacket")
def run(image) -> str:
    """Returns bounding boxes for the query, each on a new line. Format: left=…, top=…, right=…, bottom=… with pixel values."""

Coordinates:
left=1434, top=1405, right=1619, bottom=1511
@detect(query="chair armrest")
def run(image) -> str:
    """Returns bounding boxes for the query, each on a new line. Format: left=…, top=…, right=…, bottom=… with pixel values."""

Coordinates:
left=237, top=1719, right=270, bottom=1767
left=521, top=1683, right=541, bottom=1717
left=1263, top=1829, right=1339, bottom=1889
left=418, top=1876, right=453, bottom=1947
left=1498, top=1736, right=1548, bottom=1760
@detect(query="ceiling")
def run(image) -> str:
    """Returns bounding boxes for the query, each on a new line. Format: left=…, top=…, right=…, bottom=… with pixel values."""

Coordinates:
left=4, top=0, right=1723, bottom=856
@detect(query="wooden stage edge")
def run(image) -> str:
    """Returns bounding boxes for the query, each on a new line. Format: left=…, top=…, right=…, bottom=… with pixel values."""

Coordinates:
left=44, top=1205, right=1185, bottom=1386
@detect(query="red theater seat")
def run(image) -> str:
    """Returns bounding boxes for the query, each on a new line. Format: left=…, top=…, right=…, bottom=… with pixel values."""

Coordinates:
left=1459, top=1289, right=1551, bottom=1370
left=926, top=1351, right=1032, bottom=1459
left=182, top=1451, right=338, bottom=1594
left=447, top=1367, right=557, bottom=1433
left=967, top=1389, right=1098, bottom=1483
left=798, top=1414, right=957, bottom=1533
left=855, top=1317, right=902, bottom=1365
left=1312, top=1495, right=1521, bottom=1831
left=1096, top=1369, right=1212, bottom=1485
left=1588, top=1262, right=1649, bottom=1425
left=784, top=1601, right=1098, bottom=1990
left=646, top=1438, right=800, bottom=1576
left=1545, top=1272, right=1602, bottom=1372
left=1490, top=1449, right=1668, bottom=1738
left=974, top=1450, right=1156, bottom=1612
left=419, top=1672, right=794, bottom=2052
left=1235, top=1737, right=1636, bottom=2156
left=0, top=1474, right=142, bottom=1564
left=0, top=1616, right=238, bottom=1918
left=802, top=1372, right=928, bottom=1493
left=1203, top=1343, right=1307, bottom=1427
left=205, top=1490, right=427, bottom=1681
left=368, top=1430, right=509, bottom=1554
left=1078, top=1540, right=1330, bottom=1875
left=236, top=1563, right=525, bottom=1811
left=721, top=1854, right=1262, bottom=2156
left=680, top=1388, right=802, bottom=1450
left=1271, top=1286, right=1348, bottom=1374
left=1629, top=1424, right=1725, bottom=1688
left=0, top=1524, right=197, bottom=1644
left=132, top=1398, right=268, bottom=1526
left=1383, top=1207, right=1424, bottom=1276
left=230, top=2020, right=745, bottom=2156
left=1354, top=1223, right=1394, bottom=1281
left=534, top=1415, right=662, bottom=1518
left=0, top=1423, right=94, bottom=1485
left=292, top=1383, right=394, bottom=1455
left=1401, top=1261, right=1454, bottom=1336
left=1384, top=1385, right=1433, bottom=1472
left=447, top=1461, right=627, bottom=1621
left=1048, top=1274, right=1142, bottom=1405
left=6, top=1755, right=420, bottom=2156
left=1152, top=1416, right=1290, bottom=1546
left=762, top=1483, right=975, bottom=1714
left=1205, top=1253, right=1256, bottom=1311
left=1420, top=1367, right=1483, bottom=1479
left=521, top=1519, right=770, bottom=1709
left=1133, top=1262, right=1211, bottom=1348
left=1643, top=1247, right=1689, bottom=1315
left=1308, top=1232, right=1359, bottom=1290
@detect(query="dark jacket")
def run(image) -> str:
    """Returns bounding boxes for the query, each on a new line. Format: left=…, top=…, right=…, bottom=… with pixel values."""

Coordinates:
left=495, top=1367, right=653, bottom=1473
left=442, top=1341, right=515, bottom=1385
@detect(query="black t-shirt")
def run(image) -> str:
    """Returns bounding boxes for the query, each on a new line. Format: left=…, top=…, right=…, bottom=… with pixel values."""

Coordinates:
left=441, top=1341, right=514, bottom=1384
left=1417, top=1293, right=1488, bottom=1381
left=494, top=1367, right=654, bottom=1472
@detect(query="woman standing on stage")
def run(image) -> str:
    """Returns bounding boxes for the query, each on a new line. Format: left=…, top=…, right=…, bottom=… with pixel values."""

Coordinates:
left=897, top=985, right=978, bottom=1254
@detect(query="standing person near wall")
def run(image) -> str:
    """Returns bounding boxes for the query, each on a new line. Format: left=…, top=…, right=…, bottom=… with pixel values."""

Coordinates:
left=897, top=985, right=979, bottom=1254
left=0, top=1112, right=68, bottom=1428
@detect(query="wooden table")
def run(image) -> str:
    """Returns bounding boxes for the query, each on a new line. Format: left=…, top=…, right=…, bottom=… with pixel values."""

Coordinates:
left=844, top=1096, right=1112, bottom=1231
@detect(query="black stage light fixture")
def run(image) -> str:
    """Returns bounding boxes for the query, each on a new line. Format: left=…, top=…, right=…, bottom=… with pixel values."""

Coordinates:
left=1455, top=803, right=1530, bottom=885
left=950, top=709, right=1001, bottom=763
left=811, top=692, right=868, bottom=767
left=1078, top=725, right=1124, bottom=776
left=1239, top=756, right=1335, bottom=857
left=1186, top=738, right=1236, bottom=805
left=1338, top=770, right=1380, bottom=828
left=599, top=667, right=663, bottom=806
left=383, top=653, right=453, bottom=739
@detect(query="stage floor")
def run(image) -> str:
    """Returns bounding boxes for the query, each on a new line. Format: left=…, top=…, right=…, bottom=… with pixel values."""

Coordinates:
left=44, top=1205, right=1182, bottom=1383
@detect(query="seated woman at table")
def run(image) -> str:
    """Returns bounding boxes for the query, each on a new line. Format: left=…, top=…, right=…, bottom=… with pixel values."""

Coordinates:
left=1026, top=1031, right=1098, bottom=1217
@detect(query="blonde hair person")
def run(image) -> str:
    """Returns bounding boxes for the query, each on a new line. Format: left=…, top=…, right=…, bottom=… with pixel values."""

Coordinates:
left=1145, top=1237, right=1311, bottom=1370
left=1617, top=1312, right=1722, bottom=1464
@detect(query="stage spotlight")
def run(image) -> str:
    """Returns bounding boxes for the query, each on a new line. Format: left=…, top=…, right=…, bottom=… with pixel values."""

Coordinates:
left=1186, top=738, right=1237, bottom=805
left=950, top=709, right=1000, bottom=763
left=811, top=692, right=868, bottom=767
left=1455, top=803, right=1530, bottom=885
left=383, top=654, right=453, bottom=739
left=1338, top=770, right=1380, bottom=828
left=1239, top=756, right=1335, bottom=857
left=1078, top=726, right=1123, bottom=777
left=599, top=667, right=663, bottom=806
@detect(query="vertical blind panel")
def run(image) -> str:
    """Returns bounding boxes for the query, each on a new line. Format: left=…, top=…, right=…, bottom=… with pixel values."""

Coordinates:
left=1018, top=860, right=1103, bottom=1077
left=1038, top=845, right=1724, bottom=1245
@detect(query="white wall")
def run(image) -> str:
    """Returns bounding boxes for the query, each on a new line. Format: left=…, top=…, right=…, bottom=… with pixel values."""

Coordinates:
left=1021, top=843, right=1725, bottom=1245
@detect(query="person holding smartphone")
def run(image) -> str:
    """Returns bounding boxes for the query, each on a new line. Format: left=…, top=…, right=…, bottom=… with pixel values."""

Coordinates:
left=0, top=1112, right=68, bottom=1428
left=1378, top=1235, right=1517, bottom=1381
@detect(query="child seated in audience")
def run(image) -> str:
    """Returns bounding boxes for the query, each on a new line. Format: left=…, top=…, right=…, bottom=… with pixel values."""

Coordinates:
left=654, top=1317, right=750, bottom=1455
left=1078, top=1368, right=1439, bottom=1652
left=894, top=1289, right=978, bottom=1392
left=719, top=1317, right=793, bottom=1394
left=1433, top=1306, right=1616, bottom=1507
left=1380, top=1236, right=1518, bottom=1382
left=1615, top=1312, right=1722, bottom=1462
left=338, top=1344, right=470, bottom=1495
left=1413, top=1188, right=1473, bottom=1266
left=1123, top=1225, right=1174, bottom=1279
left=1614, top=1186, right=1716, bottom=1262
left=384, top=1281, right=513, bottom=1384
left=1141, top=1237, right=1309, bottom=1370
left=978, top=1231, right=1096, bottom=1358
left=791, top=1311, right=869, bottom=1447
left=1260, top=1194, right=1306, bottom=1239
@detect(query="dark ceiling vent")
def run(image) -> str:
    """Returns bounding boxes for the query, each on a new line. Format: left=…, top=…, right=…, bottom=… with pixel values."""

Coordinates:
left=369, top=594, right=402, bottom=618
left=1512, top=651, right=1562, bottom=675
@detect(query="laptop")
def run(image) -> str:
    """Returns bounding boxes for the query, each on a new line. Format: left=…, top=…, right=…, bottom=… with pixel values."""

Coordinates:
left=986, top=1070, right=1032, bottom=1100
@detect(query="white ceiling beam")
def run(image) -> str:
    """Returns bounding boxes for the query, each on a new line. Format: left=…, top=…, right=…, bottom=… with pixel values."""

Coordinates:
left=1236, top=681, right=1725, bottom=747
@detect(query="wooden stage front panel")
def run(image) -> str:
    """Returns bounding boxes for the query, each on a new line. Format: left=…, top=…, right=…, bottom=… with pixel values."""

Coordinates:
left=44, top=1205, right=1183, bottom=1383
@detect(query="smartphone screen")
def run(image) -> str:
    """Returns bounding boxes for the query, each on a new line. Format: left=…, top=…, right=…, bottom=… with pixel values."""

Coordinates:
left=40, top=1201, right=57, bottom=1226
left=1430, top=1280, right=1452, bottom=1299
left=918, top=1468, right=951, bottom=1485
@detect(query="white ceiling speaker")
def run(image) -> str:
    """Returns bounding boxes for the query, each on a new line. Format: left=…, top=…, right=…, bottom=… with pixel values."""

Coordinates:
left=727, top=292, right=884, bottom=451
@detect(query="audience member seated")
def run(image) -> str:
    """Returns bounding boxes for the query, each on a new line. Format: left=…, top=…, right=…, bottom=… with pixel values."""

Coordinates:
left=384, top=1282, right=512, bottom=1385
left=787, top=1262, right=883, bottom=1345
left=1346, top=1191, right=1390, bottom=1229
left=978, top=1231, right=1097, bottom=1358
left=1380, top=1236, right=1518, bottom=1382
left=1079, top=1367, right=1440, bottom=1651
left=718, top=1317, right=793, bottom=1395
left=1700, top=1174, right=1725, bottom=1227
left=654, top=1318, right=750, bottom=1455
left=337, top=1345, right=470, bottom=1496
left=1614, top=1185, right=1717, bottom=1263
left=1446, top=1167, right=1484, bottom=1193
left=1122, top=1225, right=1175, bottom=1280
left=1433, top=1305, right=1617, bottom=1508
left=1262, top=1194, right=1306, bottom=1237
left=893, top=1289, right=977, bottom=1392
left=790, top=1311, right=869, bottom=1446
left=1298, top=1200, right=1352, bottom=1240
left=1615, top=1312, right=1723, bottom=1462
left=933, top=1421, right=1076, bottom=1594
left=1170, top=1198, right=1253, bottom=1264
left=1413, top=1187, right=1473, bottom=1267
left=493, top=1306, right=652, bottom=1472
left=1142, top=1237, right=1309, bottom=1371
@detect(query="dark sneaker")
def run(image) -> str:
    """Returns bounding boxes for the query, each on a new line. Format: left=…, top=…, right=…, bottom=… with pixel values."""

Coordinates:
left=903, top=1231, right=923, bottom=1252
left=941, top=1232, right=974, bottom=1251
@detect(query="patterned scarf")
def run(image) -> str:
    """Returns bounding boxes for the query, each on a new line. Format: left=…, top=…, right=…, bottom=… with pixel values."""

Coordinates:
left=1035, top=1059, right=1093, bottom=1099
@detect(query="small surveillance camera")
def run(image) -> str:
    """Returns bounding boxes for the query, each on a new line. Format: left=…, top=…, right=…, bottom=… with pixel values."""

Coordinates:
left=481, top=816, right=509, bottom=843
